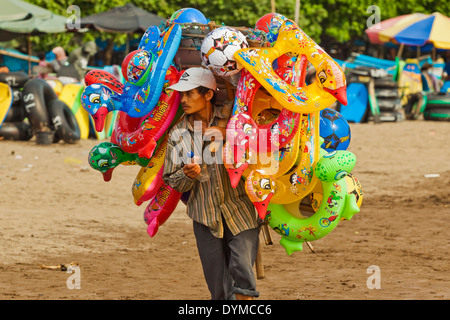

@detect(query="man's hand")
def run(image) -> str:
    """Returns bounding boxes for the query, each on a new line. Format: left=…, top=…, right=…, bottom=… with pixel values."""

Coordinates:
left=183, top=162, right=201, bottom=179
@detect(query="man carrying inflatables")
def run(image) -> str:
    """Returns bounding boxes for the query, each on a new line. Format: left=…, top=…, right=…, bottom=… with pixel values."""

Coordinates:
left=163, top=67, right=261, bottom=300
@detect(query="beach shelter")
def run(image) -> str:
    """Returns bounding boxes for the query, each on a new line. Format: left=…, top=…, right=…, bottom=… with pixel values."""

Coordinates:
left=0, top=0, right=68, bottom=73
left=365, top=14, right=412, bottom=45
left=365, top=12, right=450, bottom=56
left=79, top=3, right=165, bottom=56
left=0, top=0, right=67, bottom=41
left=79, top=3, right=164, bottom=33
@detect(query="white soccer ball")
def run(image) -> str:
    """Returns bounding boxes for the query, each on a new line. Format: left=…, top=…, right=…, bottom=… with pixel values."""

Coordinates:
left=200, top=27, right=249, bottom=76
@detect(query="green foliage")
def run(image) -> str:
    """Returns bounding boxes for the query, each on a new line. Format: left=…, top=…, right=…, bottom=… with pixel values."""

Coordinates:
left=16, top=0, right=450, bottom=56
left=24, top=0, right=131, bottom=54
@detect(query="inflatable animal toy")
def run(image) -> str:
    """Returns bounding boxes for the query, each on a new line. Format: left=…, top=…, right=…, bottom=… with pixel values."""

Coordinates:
left=110, top=66, right=181, bottom=159
left=224, top=55, right=307, bottom=218
left=81, top=24, right=182, bottom=130
left=265, top=150, right=360, bottom=255
left=88, top=141, right=150, bottom=181
left=132, top=135, right=169, bottom=206
left=143, top=183, right=182, bottom=237
left=234, top=19, right=347, bottom=113
left=225, top=55, right=305, bottom=179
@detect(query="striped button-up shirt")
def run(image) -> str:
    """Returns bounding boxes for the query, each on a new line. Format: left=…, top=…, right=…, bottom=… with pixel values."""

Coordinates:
left=162, top=107, right=259, bottom=238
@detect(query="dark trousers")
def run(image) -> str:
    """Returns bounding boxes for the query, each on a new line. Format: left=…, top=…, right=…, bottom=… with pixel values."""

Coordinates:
left=193, top=218, right=260, bottom=300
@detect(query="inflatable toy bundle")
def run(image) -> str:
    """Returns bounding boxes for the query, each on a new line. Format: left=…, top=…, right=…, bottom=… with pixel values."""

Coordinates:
left=81, top=9, right=363, bottom=254
left=217, top=14, right=363, bottom=255
left=82, top=19, right=185, bottom=238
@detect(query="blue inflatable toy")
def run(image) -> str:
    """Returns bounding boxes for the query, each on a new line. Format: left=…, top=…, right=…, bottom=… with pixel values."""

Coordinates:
left=320, top=108, right=351, bottom=151
left=81, top=24, right=182, bottom=123
left=169, top=8, right=208, bottom=24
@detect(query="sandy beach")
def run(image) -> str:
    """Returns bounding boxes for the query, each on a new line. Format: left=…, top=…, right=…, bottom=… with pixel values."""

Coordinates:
left=0, top=118, right=449, bottom=300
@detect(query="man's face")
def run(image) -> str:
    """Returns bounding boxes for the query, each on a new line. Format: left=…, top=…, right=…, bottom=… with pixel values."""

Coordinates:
left=180, top=88, right=208, bottom=115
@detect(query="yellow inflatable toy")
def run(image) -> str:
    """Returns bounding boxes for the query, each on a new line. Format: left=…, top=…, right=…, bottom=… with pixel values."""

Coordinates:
left=222, top=18, right=363, bottom=255
left=46, top=79, right=63, bottom=96
left=132, top=135, right=168, bottom=206
left=0, top=82, right=13, bottom=127
left=234, top=19, right=347, bottom=113
left=59, top=84, right=90, bottom=139
left=270, top=113, right=319, bottom=204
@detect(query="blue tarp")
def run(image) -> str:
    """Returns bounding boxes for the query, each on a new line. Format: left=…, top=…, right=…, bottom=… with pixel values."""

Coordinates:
left=1, top=48, right=38, bottom=73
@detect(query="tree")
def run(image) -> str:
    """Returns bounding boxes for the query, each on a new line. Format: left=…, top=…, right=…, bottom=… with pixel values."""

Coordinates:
left=24, top=0, right=131, bottom=55
left=21, top=0, right=450, bottom=61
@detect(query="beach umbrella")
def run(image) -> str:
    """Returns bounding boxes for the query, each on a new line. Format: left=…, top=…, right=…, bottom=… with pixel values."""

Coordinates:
left=79, top=3, right=164, bottom=33
left=0, top=0, right=67, bottom=41
left=365, top=14, right=412, bottom=45
left=366, top=12, right=450, bottom=53
left=79, top=3, right=165, bottom=56
left=0, top=0, right=68, bottom=73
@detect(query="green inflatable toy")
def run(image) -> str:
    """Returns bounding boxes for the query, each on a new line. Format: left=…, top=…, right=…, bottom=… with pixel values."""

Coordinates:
left=88, top=141, right=150, bottom=181
left=265, top=150, right=361, bottom=255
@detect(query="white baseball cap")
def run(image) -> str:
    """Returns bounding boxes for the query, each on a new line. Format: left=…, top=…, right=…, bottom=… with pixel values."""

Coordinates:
left=168, top=67, right=217, bottom=92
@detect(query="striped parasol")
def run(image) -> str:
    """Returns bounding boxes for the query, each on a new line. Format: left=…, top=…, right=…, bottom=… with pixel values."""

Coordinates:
left=366, top=12, right=450, bottom=50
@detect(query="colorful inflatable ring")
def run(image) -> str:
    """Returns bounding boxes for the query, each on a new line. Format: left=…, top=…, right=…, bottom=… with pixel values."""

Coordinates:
left=309, top=173, right=364, bottom=214
left=234, top=19, right=347, bottom=113
left=223, top=123, right=302, bottom=219
left=225, top=55, right=305, bottom=185
left=265, top=150, right=360, bottom=255
left=229, top=56, right=303, bottom=161
left=81, top=24, right=182, bottom=129
left=88, top=141, right=150, bottom=181
left=224, top=64, right=302, bottom=218
left=223, top=118, right=302, bottom=215
left=228, top=85, right=300, bottom=164
left=110, top=66, right=181, bottom=159
left=143, top=183, right=182, bottom=237
left=270, top=113, right=320, bottom=204
left=132, top=135, right=168, bottom=206
left=224, top=56, right=309, bottom=218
